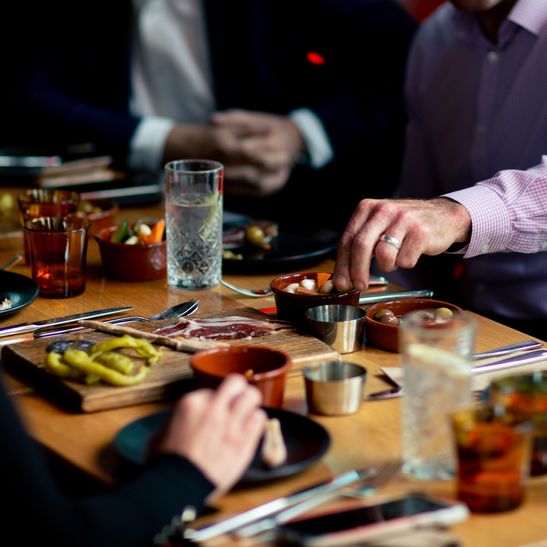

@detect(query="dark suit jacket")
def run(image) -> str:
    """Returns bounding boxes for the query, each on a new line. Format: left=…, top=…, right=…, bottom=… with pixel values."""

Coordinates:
left=8, top=0, right=416, bottom=227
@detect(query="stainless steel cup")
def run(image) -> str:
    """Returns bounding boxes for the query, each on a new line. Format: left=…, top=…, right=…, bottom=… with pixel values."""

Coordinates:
left=305, top=304, right=366, bottom=353
left=303, top=361, right=367, bottom=415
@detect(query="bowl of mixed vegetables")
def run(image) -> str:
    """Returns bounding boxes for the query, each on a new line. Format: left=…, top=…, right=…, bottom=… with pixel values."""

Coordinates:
left=94, top=218, right=166, bottom=281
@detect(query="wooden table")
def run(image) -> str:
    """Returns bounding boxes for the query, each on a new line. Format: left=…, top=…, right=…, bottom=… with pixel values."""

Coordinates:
left=0, top=196, right=546, bottom=546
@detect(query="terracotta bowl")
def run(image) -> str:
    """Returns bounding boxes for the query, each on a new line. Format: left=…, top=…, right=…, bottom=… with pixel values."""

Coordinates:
left=271, top=272, right=360, bottom=326
left=365, top=298, right=463, bottom=353
left=94, top=225, right=166, bottom=282
left=81, top=199, right=118, bottom=236
left=190, top=345, right=291, bottom=407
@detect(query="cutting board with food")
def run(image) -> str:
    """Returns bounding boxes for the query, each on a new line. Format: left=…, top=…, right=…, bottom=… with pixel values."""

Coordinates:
left=1, top=307, right=338, bottom=412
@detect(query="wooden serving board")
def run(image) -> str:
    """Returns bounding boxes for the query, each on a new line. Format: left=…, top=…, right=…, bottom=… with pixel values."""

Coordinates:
left=1, top=307, right=338, bottom=412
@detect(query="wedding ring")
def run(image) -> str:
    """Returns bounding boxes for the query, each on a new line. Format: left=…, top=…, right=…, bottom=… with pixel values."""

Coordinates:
left=379, top=233, right=402, bottom=250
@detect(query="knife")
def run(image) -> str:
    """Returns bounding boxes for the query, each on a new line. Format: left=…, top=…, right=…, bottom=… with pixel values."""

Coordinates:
left=371, top=349, right=547, bottom=400
left=0, top=307, right=133, bottom=338
left=183, top=468, right=375, bottom=543
left=359, top=289, right=433, bottom=305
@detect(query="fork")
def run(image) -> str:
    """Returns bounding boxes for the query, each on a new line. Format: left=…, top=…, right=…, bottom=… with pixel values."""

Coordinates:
left=33, top=299, right=199, bottom=338
left=233, top=461, right=402, bottom=540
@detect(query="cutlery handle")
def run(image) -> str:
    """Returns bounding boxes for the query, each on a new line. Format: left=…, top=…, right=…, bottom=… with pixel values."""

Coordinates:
left=473, top=340, right=543, bottom=360
left=34, top=317, right=141, bottom=338
left=0, top=323, right=37, bottom=337
left=472, top=349, right=547, bottom=375
left=359, top=289, right=433, bottom=305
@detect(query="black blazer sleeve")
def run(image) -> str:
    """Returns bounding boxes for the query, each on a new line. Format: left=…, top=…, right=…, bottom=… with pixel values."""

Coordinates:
left=0, top=379, right=214, bottom=547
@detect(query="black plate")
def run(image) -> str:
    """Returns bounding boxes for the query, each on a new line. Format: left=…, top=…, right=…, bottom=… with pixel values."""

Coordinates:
left=114, top=407, right=331, bottom=486
left=222, top=226, right=339, bottom=274
left=0, top=271, right=39, bottom=318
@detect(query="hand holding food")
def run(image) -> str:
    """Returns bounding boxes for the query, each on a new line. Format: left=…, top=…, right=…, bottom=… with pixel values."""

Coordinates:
left=153, top=374, right=266, bottom=498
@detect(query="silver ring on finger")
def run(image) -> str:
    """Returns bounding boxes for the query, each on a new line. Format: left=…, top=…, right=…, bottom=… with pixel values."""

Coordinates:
left=379, top=233, right=402, bottom=251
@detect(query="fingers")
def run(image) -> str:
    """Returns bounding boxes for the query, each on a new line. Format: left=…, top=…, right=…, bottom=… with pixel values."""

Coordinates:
left=334, top=199, right=392, bottom=292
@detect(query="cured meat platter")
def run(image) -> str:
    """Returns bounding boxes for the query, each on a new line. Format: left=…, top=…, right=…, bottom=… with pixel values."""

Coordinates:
left=1, top=307, right=339, bottom=412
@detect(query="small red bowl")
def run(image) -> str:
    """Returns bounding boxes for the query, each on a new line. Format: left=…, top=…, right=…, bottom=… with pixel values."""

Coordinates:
left=190, top=345, right=291, bottom=407
left=94, top=225, right=166, bottom=282
left=271, top=272, right=360, bottom=326
left=365, top=298, right=463, bottom=353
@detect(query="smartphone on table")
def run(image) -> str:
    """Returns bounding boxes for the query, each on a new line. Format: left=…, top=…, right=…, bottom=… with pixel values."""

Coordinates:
left=276, top=492, right=469, bottom=546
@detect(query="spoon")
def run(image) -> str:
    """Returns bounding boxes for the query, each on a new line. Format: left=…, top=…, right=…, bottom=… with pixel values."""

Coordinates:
left=220, top=275, right=389, bottom=298
left=0, top=253, right=23, bottom=271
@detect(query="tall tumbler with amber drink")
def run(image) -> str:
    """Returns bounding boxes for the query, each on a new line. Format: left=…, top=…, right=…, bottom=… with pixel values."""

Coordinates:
left=17, top=189, right=80, bottom=263
left=489, top=372, right=547, bottom=476
left=452, top=403, right=532, bottom=513
left=24, top=216, right=89, bottom=298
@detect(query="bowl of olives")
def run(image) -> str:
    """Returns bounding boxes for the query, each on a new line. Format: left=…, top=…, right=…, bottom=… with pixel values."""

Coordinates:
left=270, top=272, right=360, bottom=326
left=364, top=298, right=462, bottom=353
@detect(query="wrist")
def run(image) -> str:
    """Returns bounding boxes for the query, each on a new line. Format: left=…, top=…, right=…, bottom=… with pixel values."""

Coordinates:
left=438, top=197, right=471, bottom=244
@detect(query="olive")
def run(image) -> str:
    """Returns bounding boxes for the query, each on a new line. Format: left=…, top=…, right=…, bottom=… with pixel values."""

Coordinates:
left=380, top=314, right=400, bottom=325
left=245, top=225, right=266, bottom=247
left=435, top=307, right=454, bottom=322
left=374, top=309, right=396, bottom=321
left=46, top=339, right=95, bottom=354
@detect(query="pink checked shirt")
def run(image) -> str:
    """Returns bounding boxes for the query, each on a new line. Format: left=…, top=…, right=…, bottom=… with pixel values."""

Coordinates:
left=398, top=0, right=547, bottom=322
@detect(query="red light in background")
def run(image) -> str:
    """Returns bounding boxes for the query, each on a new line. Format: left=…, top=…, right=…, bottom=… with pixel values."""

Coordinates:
left=306, top=51, right=325, bottom=65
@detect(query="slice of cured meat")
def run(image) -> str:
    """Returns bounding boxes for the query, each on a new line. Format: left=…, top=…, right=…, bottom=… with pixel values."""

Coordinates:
left=154, top=315, right=293, bottom=341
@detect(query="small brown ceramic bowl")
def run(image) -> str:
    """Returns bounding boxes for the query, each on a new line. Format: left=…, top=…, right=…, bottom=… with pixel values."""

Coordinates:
left=365, top=298, right=463, bottom=353
left=94, top=224, right=166, bottom=282
left=271, top=272, right=360, bottom=326
left=79, top=198, right=118, bottom=236
left=190, top=345, right=291, bottom=407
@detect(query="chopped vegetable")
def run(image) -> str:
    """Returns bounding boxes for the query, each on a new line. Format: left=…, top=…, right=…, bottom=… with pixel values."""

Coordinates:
left=144, top=218, right=165, bottom=243
left=111, top=219, right=132, bottom=243
left=316, top=273, right=331, bottom=291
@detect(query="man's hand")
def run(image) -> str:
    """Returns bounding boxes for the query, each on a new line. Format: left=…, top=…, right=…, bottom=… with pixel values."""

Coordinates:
left=212, top=109, right=306, bottom=196
left=333, top=197, right=471, bottom=292
left=153, top=375, right=266, bottom=498
left=163, top=111, right=306, bottom=197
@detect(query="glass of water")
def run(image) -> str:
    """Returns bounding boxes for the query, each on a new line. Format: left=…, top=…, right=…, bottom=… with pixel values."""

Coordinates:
left=164, top=159, right=223, bottom=289
left=400, top=309, right=476, bottom=480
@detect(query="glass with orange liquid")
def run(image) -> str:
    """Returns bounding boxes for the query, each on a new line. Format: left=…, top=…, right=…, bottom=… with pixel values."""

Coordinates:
left=24, top=216, right=89, bottom=298
left=490, top=372, right=547, bottom=476
left=451, top=403, right=532, bottom=513
left=17, top=189, right=80, bottom=263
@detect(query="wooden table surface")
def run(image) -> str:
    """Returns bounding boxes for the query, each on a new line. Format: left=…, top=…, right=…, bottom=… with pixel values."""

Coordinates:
left=0, top=194, right=546, bottom=546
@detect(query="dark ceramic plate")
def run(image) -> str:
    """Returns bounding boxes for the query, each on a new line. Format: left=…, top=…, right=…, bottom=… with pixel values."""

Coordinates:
left=114, top=407, right=331, bottom=486
left=0, top=271, right=39, bottom=318
left=222, top=226, right=339, bottom=274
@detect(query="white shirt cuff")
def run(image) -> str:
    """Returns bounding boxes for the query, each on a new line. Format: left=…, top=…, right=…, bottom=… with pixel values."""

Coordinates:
left=128, top=116, right=176, bottom=172
left=290, top=108, right=334, bottom=169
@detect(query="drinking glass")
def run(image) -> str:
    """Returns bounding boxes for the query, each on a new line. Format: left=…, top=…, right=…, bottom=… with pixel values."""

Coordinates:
left=452, top=403, right=532, bottom=513
left=401, top=310, right=476, bottom=480
left=24, top=216, right=89, bottom=298
left=164, top=160, right=223, bottom=289
left=17, top=189, right=80, bottom=263
left=489, top=372, right=547, bottom=476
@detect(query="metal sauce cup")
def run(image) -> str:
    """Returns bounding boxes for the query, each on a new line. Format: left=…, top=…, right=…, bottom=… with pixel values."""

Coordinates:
left=303, top=361, right=367, bottom=415
left=305, top=304, right=366, bottom=353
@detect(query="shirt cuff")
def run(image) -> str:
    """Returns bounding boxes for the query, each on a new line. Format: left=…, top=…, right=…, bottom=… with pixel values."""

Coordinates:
left=128, top=116, right=176, bottom=172
left=290, top=108, right=334, bottom=169
left=443, top=184, right=512, bottom=258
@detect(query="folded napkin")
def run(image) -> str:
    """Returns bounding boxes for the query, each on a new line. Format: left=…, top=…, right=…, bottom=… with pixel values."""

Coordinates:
left=382, top=357, right=547, bottom=394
